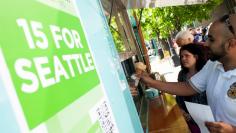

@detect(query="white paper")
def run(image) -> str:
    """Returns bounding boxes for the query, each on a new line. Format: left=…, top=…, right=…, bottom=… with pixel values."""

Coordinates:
left=185, top=102, right=215, bottom=133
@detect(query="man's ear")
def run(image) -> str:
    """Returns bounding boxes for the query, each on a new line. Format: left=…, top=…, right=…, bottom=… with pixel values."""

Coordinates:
left=227, top=39, right=236, bottom=53
left=229, top=39, right=236, bottom=48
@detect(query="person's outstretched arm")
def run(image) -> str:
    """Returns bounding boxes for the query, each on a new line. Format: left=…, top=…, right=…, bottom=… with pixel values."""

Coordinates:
left=140, top=73, right=198, bottom=96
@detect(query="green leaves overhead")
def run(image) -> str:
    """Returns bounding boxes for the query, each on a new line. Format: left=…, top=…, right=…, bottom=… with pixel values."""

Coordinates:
left=136, top=0, right=223, bottom=40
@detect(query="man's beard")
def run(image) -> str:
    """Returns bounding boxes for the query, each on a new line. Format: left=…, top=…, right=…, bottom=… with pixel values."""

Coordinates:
left=209, top=45, right=226, bottom=61
left=209, top=43, right=226, bottom=61
left=209, top=54, right=225, bottom=61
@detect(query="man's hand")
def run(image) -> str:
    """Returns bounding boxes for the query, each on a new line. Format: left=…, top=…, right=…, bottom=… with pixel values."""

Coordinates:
left=205, top=121, right=236, bottom=133
left=139, top=72, right=155, bottom=87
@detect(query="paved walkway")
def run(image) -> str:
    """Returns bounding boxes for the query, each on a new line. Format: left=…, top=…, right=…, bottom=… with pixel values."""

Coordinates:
left=149, top=56, right=181, bottom=82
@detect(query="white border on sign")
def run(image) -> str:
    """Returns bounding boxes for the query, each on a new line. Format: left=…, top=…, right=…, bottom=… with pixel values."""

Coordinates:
left=0, top=49, right=48, bottom=133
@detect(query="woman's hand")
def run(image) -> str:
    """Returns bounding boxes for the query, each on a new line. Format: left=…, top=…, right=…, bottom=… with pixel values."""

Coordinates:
left=129, top=86, right=138, bottom=96
left=205, top=121, right=236, bottom=133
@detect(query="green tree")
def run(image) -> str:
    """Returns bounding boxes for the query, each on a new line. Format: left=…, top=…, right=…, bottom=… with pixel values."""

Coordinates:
left=109, top=17, right=126, bottom=52
left=137, top=0, right=223, bottom=40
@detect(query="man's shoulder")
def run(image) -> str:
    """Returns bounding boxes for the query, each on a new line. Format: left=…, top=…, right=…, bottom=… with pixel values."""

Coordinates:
left=197, top=60, right=218, bottom=73
left=204, top=60, right=215, bottom=67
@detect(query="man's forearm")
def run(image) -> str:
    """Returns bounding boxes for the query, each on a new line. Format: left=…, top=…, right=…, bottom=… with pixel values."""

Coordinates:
left=149, top=80, right=198, bottom=96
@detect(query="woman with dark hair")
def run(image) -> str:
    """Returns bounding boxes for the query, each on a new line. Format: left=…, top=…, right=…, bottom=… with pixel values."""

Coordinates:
left=176, top=43, right=208, bottom=133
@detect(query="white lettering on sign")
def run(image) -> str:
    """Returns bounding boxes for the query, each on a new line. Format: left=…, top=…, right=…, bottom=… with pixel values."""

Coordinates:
left=53, top=56, right=69, bottom=83
left=17, top=19, right=48, bottom=49
left=14, top=53, right=95, bottom=93
left=33, top=57, right=56, bottom=88
left=50, top=25, right=83, bottom=49
left=15, top=18, right=95, bottom=93
left=14, top=59, right=39, bottom=93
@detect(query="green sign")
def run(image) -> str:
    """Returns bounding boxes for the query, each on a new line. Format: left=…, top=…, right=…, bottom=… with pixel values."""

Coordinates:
left=0, top=1, right=99, bottom=129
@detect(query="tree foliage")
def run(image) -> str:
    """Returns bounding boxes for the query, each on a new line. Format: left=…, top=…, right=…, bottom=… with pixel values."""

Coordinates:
left=137, top=0, right=223, bottom=40
left=109, top=17, right=126, bottom=52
